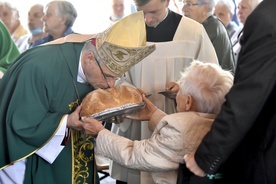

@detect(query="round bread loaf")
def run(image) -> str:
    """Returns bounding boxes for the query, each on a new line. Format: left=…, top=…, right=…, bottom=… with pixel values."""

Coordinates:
left=80, top=85, right=142, bottom=117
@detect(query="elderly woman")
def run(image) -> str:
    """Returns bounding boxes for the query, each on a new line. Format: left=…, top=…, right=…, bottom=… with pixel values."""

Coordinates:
left=81, top=60, right=234, bottom=184
left=31, top=0, right=78, bottom=48
left=182, top=0, right=235, bottom=71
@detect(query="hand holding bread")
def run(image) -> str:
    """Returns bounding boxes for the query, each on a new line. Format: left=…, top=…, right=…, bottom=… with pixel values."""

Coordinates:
left=126, top=94, right=158, bottom=121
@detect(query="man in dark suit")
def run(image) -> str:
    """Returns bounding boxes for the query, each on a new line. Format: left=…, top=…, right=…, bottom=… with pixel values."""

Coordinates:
left=184, top=0, right=276, bottom=183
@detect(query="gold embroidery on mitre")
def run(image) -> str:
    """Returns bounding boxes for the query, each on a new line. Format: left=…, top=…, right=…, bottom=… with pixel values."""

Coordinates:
left=71, top=130, right=94, bottom=184
left=93, top=11, right=156, bottom=75
left=98, top=42, right=156, bottom=75
left=112, top=49, right=129, bottom=61
left=95, top=26, right=110, bottom=52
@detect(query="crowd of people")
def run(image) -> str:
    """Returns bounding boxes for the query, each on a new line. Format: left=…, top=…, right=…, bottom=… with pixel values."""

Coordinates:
left=1, top=0, right=275, bottom=184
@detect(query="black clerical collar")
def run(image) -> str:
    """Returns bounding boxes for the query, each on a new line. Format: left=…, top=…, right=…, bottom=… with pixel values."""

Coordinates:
left=153, top=8, right=169, bottom=28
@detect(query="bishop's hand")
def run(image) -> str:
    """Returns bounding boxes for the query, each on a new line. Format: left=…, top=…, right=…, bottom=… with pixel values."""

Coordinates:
left=81, top=116, right=105, bottom=137
left=67, top=104, right=84, bottom=131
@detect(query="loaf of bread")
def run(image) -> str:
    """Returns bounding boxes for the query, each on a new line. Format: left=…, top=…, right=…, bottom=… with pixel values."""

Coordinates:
left=80, top=85, right=142, bottom=117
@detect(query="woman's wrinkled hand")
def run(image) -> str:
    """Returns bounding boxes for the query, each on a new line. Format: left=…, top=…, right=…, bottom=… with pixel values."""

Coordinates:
left=184, top=152, right=206, bottom=177
left=162, top=81, right=179, bottom=99
left=126, top=94, right=158, bottom=121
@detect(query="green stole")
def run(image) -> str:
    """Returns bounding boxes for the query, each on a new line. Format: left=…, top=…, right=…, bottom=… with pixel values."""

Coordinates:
left=62, top=43, right=99, bottom=184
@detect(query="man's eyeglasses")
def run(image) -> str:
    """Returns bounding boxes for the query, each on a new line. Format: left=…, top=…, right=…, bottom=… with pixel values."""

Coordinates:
left=183, top=2, right=199, bottom=7
left=94, top=53, right=123, bottom=85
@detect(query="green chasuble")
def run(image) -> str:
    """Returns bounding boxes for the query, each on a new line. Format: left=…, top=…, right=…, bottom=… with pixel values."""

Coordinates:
left=0, top=20, right=20, bottom=74
left=0, top=42, right=99, bottom=184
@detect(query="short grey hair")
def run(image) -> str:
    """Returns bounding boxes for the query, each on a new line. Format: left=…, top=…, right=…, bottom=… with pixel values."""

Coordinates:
left=197, top=0, right=217, bottom=13
left=236, top=0, right=262, bottom=9
left=0, top=1, right=19, bottom=16
left=82, top=40, right=103, bottom=65
left=216, top=0, right=235, bottom=15
left=248, top=0, right=262, bottom=9
left=47, top=1, right=78, bottom=27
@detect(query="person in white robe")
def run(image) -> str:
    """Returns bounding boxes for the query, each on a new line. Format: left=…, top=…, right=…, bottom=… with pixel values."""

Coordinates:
left=109, top=1, right=219, bottom=183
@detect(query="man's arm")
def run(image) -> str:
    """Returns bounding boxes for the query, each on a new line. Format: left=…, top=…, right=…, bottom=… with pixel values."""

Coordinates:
left=190, top=2, right=276, bottom=175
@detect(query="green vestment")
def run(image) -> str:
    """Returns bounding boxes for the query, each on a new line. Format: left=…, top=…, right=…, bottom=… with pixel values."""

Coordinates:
left=0, top=20, right=20, bottom=74
left=0, top=42, right=99, bottom=184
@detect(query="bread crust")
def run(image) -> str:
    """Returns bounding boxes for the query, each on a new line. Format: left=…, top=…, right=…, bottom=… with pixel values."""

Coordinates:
left=80, top=85, right=142, bottom=117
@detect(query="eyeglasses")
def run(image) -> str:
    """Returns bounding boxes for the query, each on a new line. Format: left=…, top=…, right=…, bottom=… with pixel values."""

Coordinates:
left=94, top=53, right=123, bottom=85
left=183, top=2, right=199, bottom=7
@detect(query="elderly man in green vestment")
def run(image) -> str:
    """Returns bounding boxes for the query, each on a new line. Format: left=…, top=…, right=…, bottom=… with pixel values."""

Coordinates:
left=0, top=20, right=20, bottom=79
left=0, top=11, right=155, bottom=184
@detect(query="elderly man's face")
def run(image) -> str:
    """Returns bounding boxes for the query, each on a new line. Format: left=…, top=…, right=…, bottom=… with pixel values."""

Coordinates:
left=182, top=0, right=206, bottom=23
left=214, top=4, right=233, bottom=27
left=82, top=51, right=120, bottom=89
left=0, top=5, right=19, bottom=33
left=237, top=0, right=253, bottom=25
left=28, top=5, right=44, bottom=31
left=136, top=0, right=169, bottom=28
left=112, top=0, right=125, bottom=17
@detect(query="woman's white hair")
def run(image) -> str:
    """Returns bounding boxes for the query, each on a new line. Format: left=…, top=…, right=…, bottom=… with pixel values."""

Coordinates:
left=178, top=60, right=233, bottom=114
